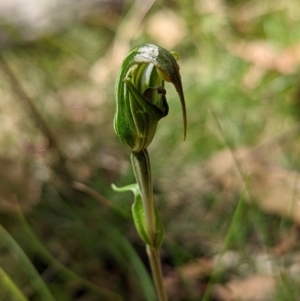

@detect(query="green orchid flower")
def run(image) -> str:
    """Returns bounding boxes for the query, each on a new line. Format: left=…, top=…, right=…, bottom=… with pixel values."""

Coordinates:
left=114, top=43, right=186, bottom=152
left=112, top=44, right=187, bottom=301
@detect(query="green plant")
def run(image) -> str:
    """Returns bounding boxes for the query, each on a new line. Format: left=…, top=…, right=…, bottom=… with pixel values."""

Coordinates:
left=112, top=43, right=187, bottom=301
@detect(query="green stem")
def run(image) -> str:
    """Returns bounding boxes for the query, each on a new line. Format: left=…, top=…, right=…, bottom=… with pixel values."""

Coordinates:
left=131, top=150, right=168, bottom=301
left=131, top=150, right=156, bottom=246
left=147, top=245, right=168, bottom=301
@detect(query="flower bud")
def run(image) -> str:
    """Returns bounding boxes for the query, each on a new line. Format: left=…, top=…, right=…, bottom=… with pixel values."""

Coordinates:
left=114, top=43, right=186, bottom=152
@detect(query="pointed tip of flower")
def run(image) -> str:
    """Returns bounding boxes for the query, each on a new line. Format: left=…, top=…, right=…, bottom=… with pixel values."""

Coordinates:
left=175, top=80, right=187, bottom=142
left=181, top=97, right=187, bottom=141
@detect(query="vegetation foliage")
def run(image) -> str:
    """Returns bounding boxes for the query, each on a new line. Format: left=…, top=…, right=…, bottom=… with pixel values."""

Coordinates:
left=1, top=0, right=300, bottom=300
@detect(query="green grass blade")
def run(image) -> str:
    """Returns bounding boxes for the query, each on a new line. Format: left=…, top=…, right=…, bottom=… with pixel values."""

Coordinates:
left=0, top=267, right=29, bottom=301
left=15, top=206, right=124, bottom=301
left=0, top=224, right=56, bottom=301
left=108, top=225, right=156, bottom=301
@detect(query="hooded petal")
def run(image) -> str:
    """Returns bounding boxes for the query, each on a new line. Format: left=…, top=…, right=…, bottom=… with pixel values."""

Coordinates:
left=114, top=43, right=186, bottom=151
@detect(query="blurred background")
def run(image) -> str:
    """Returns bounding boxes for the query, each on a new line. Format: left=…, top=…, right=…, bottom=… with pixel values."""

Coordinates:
left=1, top=0, right=300, bottom=300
